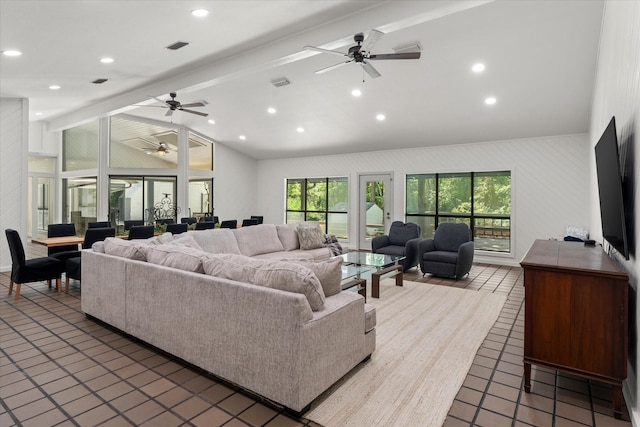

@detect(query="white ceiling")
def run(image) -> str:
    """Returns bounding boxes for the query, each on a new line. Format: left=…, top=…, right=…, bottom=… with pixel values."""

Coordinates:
left=0, top=0, right=604, bottom=160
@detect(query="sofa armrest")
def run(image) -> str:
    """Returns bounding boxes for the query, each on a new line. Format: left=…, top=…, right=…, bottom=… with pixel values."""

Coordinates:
left=418, top=238, right=436, bottom=255
left=455, top=241, right=475, bottom=278
left=371, top=235, right=390, bottom=253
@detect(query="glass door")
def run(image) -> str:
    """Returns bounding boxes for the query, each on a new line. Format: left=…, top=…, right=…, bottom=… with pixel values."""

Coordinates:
left=28, top=156, right=56, bottom=239
left=358, top=173, right=393, bottom=250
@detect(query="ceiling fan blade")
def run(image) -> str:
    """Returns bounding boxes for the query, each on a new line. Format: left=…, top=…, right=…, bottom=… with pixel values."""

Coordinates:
left=132, top=104, right=167, bottom=108
left=165, top=109, right=174, bottom=117
left=304, top=46, right=349, bottom=58
left=361, top=61, right=381, bottom=79
left=180, top=108, right=209, bottom=117
left=180, top=102, right=206, bottom=108
left=369, top=52, right=421, bottom=60
left=151, top=96, right=168, bottom=105
left=362, top=29, right=384, bottom=52
left=315, top=60, right=353, bottom=74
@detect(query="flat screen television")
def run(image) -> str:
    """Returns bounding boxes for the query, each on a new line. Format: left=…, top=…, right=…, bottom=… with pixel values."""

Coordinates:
left=594, top=116, right=629, bottom=260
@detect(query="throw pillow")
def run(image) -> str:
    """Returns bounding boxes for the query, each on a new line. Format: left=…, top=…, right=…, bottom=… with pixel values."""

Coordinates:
left=280, top=257, right=343, bottom=297
left=103, top=237, right=147, bottom=261
left=202, top=253, right=325, bottom=310
left=145, top=232, right=174, bottom=245
left=297, top=222, right=324, bottom=250
left=144, top=244, right=207, bottom=273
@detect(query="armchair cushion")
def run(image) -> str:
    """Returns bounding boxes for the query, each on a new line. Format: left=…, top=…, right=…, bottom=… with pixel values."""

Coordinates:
left=388, top=221, right=421, bottom=246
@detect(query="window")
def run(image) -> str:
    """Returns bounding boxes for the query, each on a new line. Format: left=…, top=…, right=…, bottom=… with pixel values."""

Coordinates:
left=286, top=177, right=348, bottom=239
left=63, top=177, right=97, bottom=235
left=108, top=176, right=177, bottom=227
left=63, top=120, right=99, bottom=171
left=406, top=171, right=511, bottom=252
left=189, top=132, right=214, bottom=171
left=189, top=178, right=213, bottom=219
left=110, top=117, right=177, bottom=169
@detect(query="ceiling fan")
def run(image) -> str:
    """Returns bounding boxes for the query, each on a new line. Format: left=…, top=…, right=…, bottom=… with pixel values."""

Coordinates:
left=304, top=30, right=421, bottom=79
left=138, top=92, right=209, bottom=117
left=140, top=141, right=171, bottom=156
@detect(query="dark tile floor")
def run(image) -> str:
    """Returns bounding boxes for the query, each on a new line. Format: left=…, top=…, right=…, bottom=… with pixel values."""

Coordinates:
left=0, top=244, right=633, bottom=426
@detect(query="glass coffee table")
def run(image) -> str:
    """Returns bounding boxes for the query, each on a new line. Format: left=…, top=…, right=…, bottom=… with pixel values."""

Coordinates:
left=340, top=252, right=406, bottom=298
left=340, top=264, right=372, bottom=301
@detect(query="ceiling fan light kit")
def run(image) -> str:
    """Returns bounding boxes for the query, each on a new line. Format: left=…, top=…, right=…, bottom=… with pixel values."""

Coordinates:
left=304, top=29, right=421, bottom=79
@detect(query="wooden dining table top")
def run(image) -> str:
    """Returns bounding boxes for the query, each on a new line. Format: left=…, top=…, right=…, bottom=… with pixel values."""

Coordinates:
left=31, top=236, right=85, bottom=247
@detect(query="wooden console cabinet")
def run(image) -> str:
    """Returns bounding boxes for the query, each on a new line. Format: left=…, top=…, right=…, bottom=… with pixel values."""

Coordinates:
left=521, top=240, right=628, bottom=419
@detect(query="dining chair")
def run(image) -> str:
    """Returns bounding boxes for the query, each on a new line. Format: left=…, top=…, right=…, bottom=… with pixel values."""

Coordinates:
left=123, top=220, right=144, bottom=231
left=180, top=217, right=197, bottom=225
left=241, top=218, right=259, bottom=227
left=47, top=223, right=78, bottom=256
left=250, top=215, right=264, bottom=224
left=64, top=227, right=115, bottom=293
left=220, top=220, right=237, bottom=229
left=203, top=216, right=219, bottom=225
left=87, top=221, right=110, bottom=228
left=5, top=229, right=64, bottom=300
left=128, top=225, right=155, bottom=240
left=195, top=221, right=215, bottom=230
left=166, top=223, right=188, bottom=234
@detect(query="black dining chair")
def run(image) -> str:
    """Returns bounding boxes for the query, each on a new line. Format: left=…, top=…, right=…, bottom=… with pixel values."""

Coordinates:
left=250, top=216, right=264, bottom=225
left=195, top=221, right=215, bottom=230
left=220, top=220, right=237, bottom=229
left=87, top=221, right=110, bottom=228
left=128, top=225, right=155, bottom=240
left=241, top=218, right=259, bottom=227
left=203, top=216, right=219, bottom=225
left=180, top=217, right=197, bottom=225
left=124, top=220, right=144, bottom=231
left=47, top=223, right=78, bottom=257
left=64, top=227, right=115, bottom=293
left=5, top=229, right=64, bottom=300
left=166, top=223, right=188, bottom=235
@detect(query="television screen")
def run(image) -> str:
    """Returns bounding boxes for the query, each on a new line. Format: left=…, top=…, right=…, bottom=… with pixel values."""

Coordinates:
left=594, top=116, right=629, bottom=260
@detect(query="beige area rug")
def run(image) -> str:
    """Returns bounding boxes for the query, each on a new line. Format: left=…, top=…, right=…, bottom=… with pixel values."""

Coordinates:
left=306, top=279, right=506, bottom=427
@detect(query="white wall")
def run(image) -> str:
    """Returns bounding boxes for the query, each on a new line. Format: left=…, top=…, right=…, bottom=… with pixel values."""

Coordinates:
left=589, top=1, right=640, bottom=424
left=0, top=98, right=29, bottom=271
left=213, top=143, right=258, bottom=223
left=256, top=133, right=590, bottom=265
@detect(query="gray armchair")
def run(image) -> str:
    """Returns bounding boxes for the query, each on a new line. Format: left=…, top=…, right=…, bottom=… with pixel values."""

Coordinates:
left=419, top=223, right=474, bottom=279
left=371, top=221, right=422, bottom=270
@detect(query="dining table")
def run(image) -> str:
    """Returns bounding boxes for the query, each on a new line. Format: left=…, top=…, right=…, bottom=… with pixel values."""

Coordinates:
left=31, top=236, right=85, bottom=247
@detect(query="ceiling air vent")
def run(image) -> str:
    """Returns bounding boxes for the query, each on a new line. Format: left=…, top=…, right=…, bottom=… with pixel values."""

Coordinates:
left=271, top=78, right=291, bottom=88
left=92, top=78, right=108, bottom=84
left=166, top=41, right=189, bottom=51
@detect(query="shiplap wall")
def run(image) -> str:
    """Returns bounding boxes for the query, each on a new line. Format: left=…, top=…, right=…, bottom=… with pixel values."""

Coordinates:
left=0, top=98, right=28, bottom=271
left=256, top=133, right=590, bottom=265
left=590, top=1, right=640, bottom=423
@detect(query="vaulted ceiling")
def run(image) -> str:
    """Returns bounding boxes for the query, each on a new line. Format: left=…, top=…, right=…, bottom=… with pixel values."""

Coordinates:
left=0, top=1, right=604, bottom=159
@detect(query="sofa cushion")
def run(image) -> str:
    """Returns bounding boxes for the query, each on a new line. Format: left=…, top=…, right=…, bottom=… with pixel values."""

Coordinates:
left=364, top=303, right=376, bottom=333
left=202, top=253, right=325, bottom=310
left=170, top=233, right=203, bottom=251
left=233, top=224, right=285, bottom=256
left=144, top=244, right=206, bottom=273
left=145, top=232, right=174, bottom=245
left=190, top=229, right=241, bottom=255
left=276, top=224, right=300, bottom=251
left=103, top=237, right=147, bottom=261
left=280, top=257, right=343, bottom=297
left=297, top=222, right=324, bottom=250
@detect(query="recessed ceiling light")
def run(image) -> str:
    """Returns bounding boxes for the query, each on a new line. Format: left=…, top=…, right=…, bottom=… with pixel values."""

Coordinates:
left=351, top=89, right=362, bottom=97
left=484, top=97, right=497, bottom=105
left=100, top=57, right=114, bottom=64
left=49, top=85, right=61, bottom=90
left=35, top=112, right=43, bottom=116
left=267, top=107, right=277, bottom=114
left=472, top=63, right=485, bottom=73
left=3, top=50, right=22, bottom=57
left=297, top=127, right=305, bottom=133
left=207, top=119, right=215, bottom=124
left=239, top=135, right=247, bottom=140
left=191, top=9, right=209, bottom=17
left=376, top=114, right=386, bottom=121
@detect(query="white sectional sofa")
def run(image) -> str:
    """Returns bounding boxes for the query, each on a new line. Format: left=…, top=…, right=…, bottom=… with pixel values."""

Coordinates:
left=81, top=223, right=375, bottom=413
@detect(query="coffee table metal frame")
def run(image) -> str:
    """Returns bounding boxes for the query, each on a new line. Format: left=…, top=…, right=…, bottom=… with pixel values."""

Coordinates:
left=340, top=252, right=405, bottom=298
